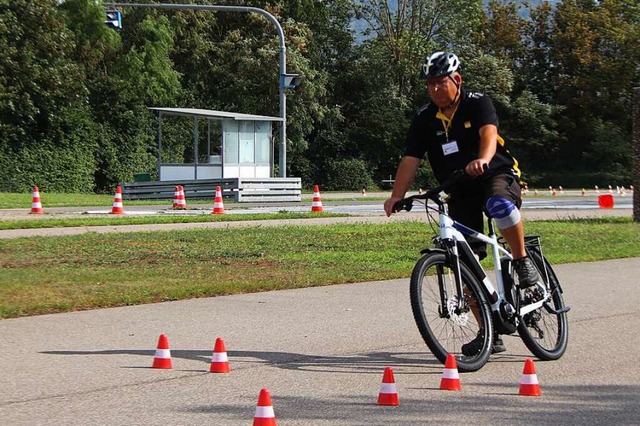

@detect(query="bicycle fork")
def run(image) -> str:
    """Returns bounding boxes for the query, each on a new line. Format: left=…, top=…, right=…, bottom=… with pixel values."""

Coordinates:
left=437, top=238, right=467, bottom=318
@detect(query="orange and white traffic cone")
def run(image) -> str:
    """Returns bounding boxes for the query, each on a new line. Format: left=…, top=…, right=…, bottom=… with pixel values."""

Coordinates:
left=377, top=366, right=399, bottom=406
left=440, top=353, right=462, bottom=391
left=30, top=186, right=44, bottom=214
left=152, top=334, right=173, bottom=369
left=519, top=358, right=541, bottom=396
left=253, top=388, right=277, bottom=426
left=178, top=185, right=188, bottom=209
left=210, top=337, right=230, bottom=373
left=110, top=186, right=124, bottom=215
left=173, top=185, right=187, bottom=210
left=172, top=185, right=181, bottom=209
left=211, top=185, right=224, bottom=215
left=311, top=185, right=323, bottom=213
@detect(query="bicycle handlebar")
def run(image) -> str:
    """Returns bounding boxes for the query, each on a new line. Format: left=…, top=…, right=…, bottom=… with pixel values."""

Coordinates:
left=392, top=169, right=469, bottom=213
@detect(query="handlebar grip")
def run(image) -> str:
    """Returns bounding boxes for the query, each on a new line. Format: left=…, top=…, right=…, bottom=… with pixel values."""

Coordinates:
left=393, top=199, right=412, bottom=212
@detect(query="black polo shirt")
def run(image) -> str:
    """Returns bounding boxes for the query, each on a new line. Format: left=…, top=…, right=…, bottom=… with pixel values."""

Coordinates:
left=404, top=89, right=520, bottom=183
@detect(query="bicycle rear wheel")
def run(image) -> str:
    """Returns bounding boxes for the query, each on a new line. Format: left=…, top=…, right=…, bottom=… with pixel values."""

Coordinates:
left=410, top=252, right=492, bottom=372
left=517, top=250, right=569, bottom=360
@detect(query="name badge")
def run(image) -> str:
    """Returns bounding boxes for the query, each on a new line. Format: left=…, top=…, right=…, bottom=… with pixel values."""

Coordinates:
left=442, top=140, right=459, bottom=156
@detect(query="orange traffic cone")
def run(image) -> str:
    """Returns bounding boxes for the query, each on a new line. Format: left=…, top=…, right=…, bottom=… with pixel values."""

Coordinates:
left=311, top=185, right=323, bottom=212
left=440, top=353, right=462, bottom=391
left=253, top=388, right=277, bottom=426
left=172, top=185, right=181, bottom=209
left=210, top=337, right=230, bottom=373
left=519, top=358, right=541, bottom=396
left=110, top=186, right=124, bottom=215
left=178, top=186, right=188, bottom=209
left=212, top=185, right=224, bottom=215
left=152, top=334, right=173, bottom=369
left=172, top=185, right=187, bottom=210
left=30, top=186, right=44, bottom=214
left=377, top=366, right=399, bottom=406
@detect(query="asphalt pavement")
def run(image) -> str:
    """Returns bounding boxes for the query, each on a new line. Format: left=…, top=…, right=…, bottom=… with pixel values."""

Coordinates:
left=0, top=192, right=635, bottom=239
left=2, top=257, right=639, bottom=425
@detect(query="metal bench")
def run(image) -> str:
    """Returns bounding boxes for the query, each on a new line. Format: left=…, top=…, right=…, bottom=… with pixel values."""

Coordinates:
left=121, top=177, right=301, bottom=202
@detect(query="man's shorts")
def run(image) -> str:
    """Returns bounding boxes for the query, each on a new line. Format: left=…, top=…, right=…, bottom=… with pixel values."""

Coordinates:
left=446, top=172, right=522, bottom=255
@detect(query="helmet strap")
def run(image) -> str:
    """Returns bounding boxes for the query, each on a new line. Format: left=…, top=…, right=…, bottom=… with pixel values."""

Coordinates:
left=444, top=75, right=461, bottom=109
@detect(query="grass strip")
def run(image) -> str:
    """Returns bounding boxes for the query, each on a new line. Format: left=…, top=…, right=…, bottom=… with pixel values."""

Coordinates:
left=0, top=212, right=348, bottom=230
left=0, top=191, right=376, bottom=209
left=0, top=217, right=638, bottom=319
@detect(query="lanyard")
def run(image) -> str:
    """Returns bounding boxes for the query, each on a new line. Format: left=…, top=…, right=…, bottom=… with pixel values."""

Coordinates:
left=436, top=105, right=459, bottom=143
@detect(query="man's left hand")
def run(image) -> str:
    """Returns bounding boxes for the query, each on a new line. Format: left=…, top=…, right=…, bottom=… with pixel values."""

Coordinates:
left=465, top=159, right=488, bottom=177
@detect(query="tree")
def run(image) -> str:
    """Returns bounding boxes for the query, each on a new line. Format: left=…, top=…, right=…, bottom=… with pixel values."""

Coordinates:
left=519, top=1, right=556, bottom=103
left=478, top=0, right=526, bottom=71
left=0, top=0, right=97, bottom=192
left=549, top=0, right=639, bottom=176
left=346, top=0, right=487, bottom=185
left=475, top=3, right=562, bottom=174
left=59, top=0, right=121, bottom=72
left=96, top=14, right=183, bottom=189
left=354, top=0, right=484, bottom=97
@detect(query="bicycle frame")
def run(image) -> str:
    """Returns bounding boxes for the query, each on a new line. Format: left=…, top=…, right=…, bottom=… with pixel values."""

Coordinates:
left=431, top=201, right=549, bottom=328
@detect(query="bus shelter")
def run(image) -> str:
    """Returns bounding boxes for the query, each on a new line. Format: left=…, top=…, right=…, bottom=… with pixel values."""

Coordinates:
left=149, top=107, right=283, bottom=181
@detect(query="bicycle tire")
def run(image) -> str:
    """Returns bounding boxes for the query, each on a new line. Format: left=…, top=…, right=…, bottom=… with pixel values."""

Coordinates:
left=410, top=252, right=493, bottom=372
left=517, top=251, right=569, bottom=360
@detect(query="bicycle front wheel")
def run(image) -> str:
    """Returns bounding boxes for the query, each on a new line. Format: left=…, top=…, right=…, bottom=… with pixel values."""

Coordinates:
left=517, top=251, right=569, bottom=360
left=410, top=252, right=493, bottom=372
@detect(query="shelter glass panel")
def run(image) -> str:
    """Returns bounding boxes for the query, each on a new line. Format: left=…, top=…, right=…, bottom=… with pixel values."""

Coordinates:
left=255, top=121, right=271, bottom=165
left=239, top=121, right=255, bottom=164
left=223, top=121, right=239, bottom=164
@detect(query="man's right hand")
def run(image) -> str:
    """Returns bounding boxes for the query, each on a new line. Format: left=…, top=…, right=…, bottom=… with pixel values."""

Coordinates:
left=383, top=197, right=402, bottom=217
left=383, top=156, right=421, bottom=217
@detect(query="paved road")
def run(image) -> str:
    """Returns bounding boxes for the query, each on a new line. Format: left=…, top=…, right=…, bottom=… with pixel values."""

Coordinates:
left=0, top=195, right=634, bottom=239
left=2, top=257, right=639, bottom=425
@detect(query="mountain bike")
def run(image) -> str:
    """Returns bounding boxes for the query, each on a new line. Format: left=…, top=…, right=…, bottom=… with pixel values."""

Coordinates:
left=393, top=171, right=570, bottom=372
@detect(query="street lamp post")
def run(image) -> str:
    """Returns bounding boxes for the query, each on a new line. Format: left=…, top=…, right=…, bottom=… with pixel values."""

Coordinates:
left=104, top=2, right=291, bottom=177
left=633, top=87, right=639, bottom=222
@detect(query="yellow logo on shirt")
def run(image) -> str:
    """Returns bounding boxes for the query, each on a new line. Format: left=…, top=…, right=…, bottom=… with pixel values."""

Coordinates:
left=464, top=121, right=471, bottom=128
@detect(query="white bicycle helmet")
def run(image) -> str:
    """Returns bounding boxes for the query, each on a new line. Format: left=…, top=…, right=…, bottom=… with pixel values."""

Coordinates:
left=421, top=52, right=461, bottom=79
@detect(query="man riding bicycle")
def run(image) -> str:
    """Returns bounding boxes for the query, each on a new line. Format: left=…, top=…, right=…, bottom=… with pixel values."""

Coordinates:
left=383, top=51, right=541, bottom=355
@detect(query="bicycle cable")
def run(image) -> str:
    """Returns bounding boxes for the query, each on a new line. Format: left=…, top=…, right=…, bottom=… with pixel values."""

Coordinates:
left=421, top=199, right=440, bottom=238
